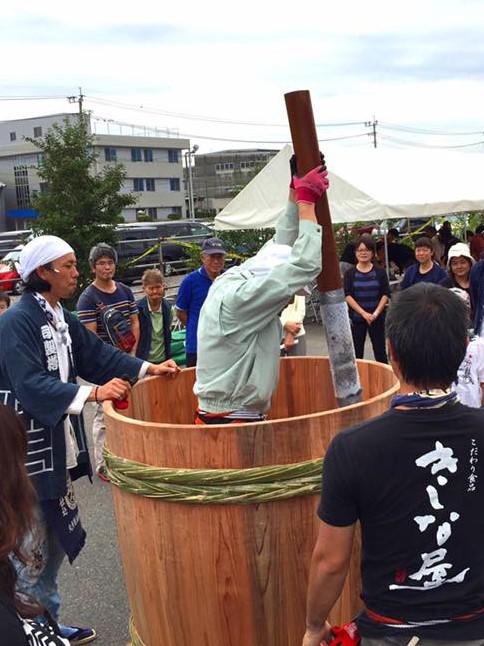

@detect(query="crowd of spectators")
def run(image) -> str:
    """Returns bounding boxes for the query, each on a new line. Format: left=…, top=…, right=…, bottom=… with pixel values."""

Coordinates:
left=0, top=200, right=484, bottom=646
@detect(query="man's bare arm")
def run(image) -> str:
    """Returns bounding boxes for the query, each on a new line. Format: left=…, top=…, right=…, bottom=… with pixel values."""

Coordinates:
left=130, top=313, right=140, bottom=355
left=303, top=521, right=356, bottom=646
left=82, top=321, right=98, bottom=335
left=176, top=308, right=188, bottom=326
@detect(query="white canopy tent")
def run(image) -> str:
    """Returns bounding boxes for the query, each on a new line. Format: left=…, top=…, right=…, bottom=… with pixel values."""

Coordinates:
left=214, top=144, right=484, bottom=229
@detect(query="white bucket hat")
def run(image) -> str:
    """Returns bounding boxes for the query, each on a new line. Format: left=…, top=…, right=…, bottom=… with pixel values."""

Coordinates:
left=447, top=242, right=474, bottom=267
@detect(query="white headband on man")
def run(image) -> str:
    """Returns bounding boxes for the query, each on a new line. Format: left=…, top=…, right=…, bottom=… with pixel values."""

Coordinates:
left=18, top=235, right=74, bottom=281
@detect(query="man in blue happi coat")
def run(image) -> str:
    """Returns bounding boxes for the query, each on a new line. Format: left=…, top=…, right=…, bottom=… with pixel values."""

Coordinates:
left=0, top=235, right=179, bottom=644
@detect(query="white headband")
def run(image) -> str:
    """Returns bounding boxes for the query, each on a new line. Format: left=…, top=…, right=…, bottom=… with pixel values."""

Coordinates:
left=18, top=235, right=74, bottom=281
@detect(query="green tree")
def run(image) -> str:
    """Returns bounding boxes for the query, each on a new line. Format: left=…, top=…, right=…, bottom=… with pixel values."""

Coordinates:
left=28, top=116, right=137, bottom=296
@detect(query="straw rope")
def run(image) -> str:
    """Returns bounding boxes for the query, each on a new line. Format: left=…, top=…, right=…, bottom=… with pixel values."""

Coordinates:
left=104, top=446, right=323, bottom=505
left=129, top=617, right=146, bottom=646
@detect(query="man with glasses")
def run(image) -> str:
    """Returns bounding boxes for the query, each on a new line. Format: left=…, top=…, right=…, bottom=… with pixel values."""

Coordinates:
left=77, top=243, right=140, bottom=481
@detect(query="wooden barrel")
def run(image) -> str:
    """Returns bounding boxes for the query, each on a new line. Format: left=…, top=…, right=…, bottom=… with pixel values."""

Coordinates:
left=104, top=357, right=399, bottom=646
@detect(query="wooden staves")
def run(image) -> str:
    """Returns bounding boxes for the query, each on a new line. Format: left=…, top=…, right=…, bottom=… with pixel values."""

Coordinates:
left=105, top=357, right=399, bottom=646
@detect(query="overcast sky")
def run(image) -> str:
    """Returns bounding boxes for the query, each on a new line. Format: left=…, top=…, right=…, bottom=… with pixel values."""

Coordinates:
left=2, top=0, right=484, bottom=153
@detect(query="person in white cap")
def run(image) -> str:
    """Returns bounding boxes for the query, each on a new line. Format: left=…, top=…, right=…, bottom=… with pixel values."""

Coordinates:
left=439, top=242, right=475, bottom=320
left=0, top=235, right=179, bottom=644
left=193, top=162, right=328, bottom=424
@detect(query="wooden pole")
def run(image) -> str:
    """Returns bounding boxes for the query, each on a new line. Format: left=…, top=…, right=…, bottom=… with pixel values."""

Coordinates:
left=284, top=90, right=362, bottom=406
left=284, top=90, right=341, bottom=292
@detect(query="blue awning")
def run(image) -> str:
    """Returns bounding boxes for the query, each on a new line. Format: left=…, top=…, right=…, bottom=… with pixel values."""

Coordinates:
left=6, top=208, right=39, bottom=219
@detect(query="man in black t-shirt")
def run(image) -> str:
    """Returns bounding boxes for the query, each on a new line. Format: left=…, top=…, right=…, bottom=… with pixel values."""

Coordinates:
left=303, top=284, right=484, bottom=646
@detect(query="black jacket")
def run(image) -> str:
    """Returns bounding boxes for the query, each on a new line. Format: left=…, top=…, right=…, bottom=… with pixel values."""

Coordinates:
left=136, top=296, right=172, bottom=362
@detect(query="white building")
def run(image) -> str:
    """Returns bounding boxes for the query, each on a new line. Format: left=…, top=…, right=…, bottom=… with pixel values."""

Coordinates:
left=0, top=113, right=190, bottom=230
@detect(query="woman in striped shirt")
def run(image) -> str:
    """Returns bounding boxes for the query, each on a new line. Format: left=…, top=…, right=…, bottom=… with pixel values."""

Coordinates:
left=344, top=234, right=391, bottom=364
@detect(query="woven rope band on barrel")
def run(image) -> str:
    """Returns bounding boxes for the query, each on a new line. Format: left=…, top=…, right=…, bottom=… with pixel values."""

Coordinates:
left=103, top=446, right=323, bottom=505
left=129, top=616, right=146, bottom=646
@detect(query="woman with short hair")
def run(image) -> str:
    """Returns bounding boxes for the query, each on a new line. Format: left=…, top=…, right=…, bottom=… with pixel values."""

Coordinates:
left=344, top=234, right=391, bottom=363
left=400, top=237, right=447, bottom=290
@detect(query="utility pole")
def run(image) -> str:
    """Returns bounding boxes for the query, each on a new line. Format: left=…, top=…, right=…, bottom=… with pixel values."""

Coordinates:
left=78, top=86, right=84, bottom=116
left=365, top=118, right=378, bottom=148
left=184, top=145, right=199, bottom=220
left=67, top=87, right=86, bottom=130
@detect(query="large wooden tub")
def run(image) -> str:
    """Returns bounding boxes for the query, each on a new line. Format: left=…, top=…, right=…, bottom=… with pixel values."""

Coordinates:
left=104, top=357, right=399, bottom=646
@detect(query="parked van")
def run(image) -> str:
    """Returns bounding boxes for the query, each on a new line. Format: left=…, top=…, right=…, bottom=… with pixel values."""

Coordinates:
left=115, top=220, right=214, bottom=283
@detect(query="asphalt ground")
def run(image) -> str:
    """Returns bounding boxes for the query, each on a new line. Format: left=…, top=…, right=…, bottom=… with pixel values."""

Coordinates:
left=56, top=319, right=376, bottom=646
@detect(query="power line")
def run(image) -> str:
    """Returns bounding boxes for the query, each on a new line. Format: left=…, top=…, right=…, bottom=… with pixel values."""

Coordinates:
left=2, top=94, right=484, bottom=139
left=88, top=96, right=366, bottom=128
left=91, top=114, right=371, bottom=144
left=379, top=122, right=484, bottom=136
left=379, top=133, right=484, bottom=149
left=0, top=95, right=67, bottom=101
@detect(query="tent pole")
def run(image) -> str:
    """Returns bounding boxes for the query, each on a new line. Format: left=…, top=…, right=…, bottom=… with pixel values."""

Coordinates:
left=285, top=90, right=361, bottom=407
left=384, top=229, right=390, bottom=279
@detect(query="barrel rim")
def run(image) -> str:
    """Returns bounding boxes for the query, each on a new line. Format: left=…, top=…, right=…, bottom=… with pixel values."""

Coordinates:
left=104, top=357, right=400, bottom=429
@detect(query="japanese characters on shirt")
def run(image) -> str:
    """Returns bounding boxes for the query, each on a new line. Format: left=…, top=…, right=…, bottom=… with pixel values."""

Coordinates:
left=389, top=440, right=476, bottom=593
left=42, top=322, right=59, bottom=372
left=468, top=439, right=479, bottom=492
left=0, top=323, right=56, bottom=476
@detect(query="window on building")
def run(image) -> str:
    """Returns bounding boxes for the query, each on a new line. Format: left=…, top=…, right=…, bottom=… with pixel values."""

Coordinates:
left=133, top=178, right=145, bottom=191
left=146, top=178, right=155, bottom=191
left=36, top=153, right=44, bottom=166
left=143, top=149, right=153, bottom=162
left=169, top=178, right=180, bottom=191
left=104, top=147, right=117, bottom=162
left=215, top=162, right=234, bottom=172
left=131, top=148, right=142, bottom=162
left=33, top=126, right=42, bottom=138
left=147, top=207, right=157, bottom=219
left=171, top=206, right=182, bottom=216
left=14, top=165, right=31, bottom=208
left=10, top=132, right=16, bottom=142
left=39, top=182, right=48, bottom=194
left=168, top=149, right=179, bottom=163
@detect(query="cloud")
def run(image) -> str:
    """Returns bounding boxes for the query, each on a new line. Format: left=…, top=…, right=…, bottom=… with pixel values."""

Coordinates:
left=1, top=17, right=178, bottom=45
left=342, top=31, right=484, bottom=82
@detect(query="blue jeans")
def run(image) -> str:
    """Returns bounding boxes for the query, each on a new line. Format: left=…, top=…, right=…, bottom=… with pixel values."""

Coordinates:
left=15, top=507, right=66, bottom=620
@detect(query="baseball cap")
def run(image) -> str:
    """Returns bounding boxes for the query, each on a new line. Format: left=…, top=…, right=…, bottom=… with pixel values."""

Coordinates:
left=202, top=237, right=226, bottom=255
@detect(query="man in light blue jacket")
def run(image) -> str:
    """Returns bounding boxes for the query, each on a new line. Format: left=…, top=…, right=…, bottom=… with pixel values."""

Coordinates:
left=194, top=163, right=328, bottom=424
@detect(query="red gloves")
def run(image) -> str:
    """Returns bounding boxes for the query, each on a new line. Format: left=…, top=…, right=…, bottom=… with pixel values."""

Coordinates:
left=292, top=165, right=329, bottom=204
